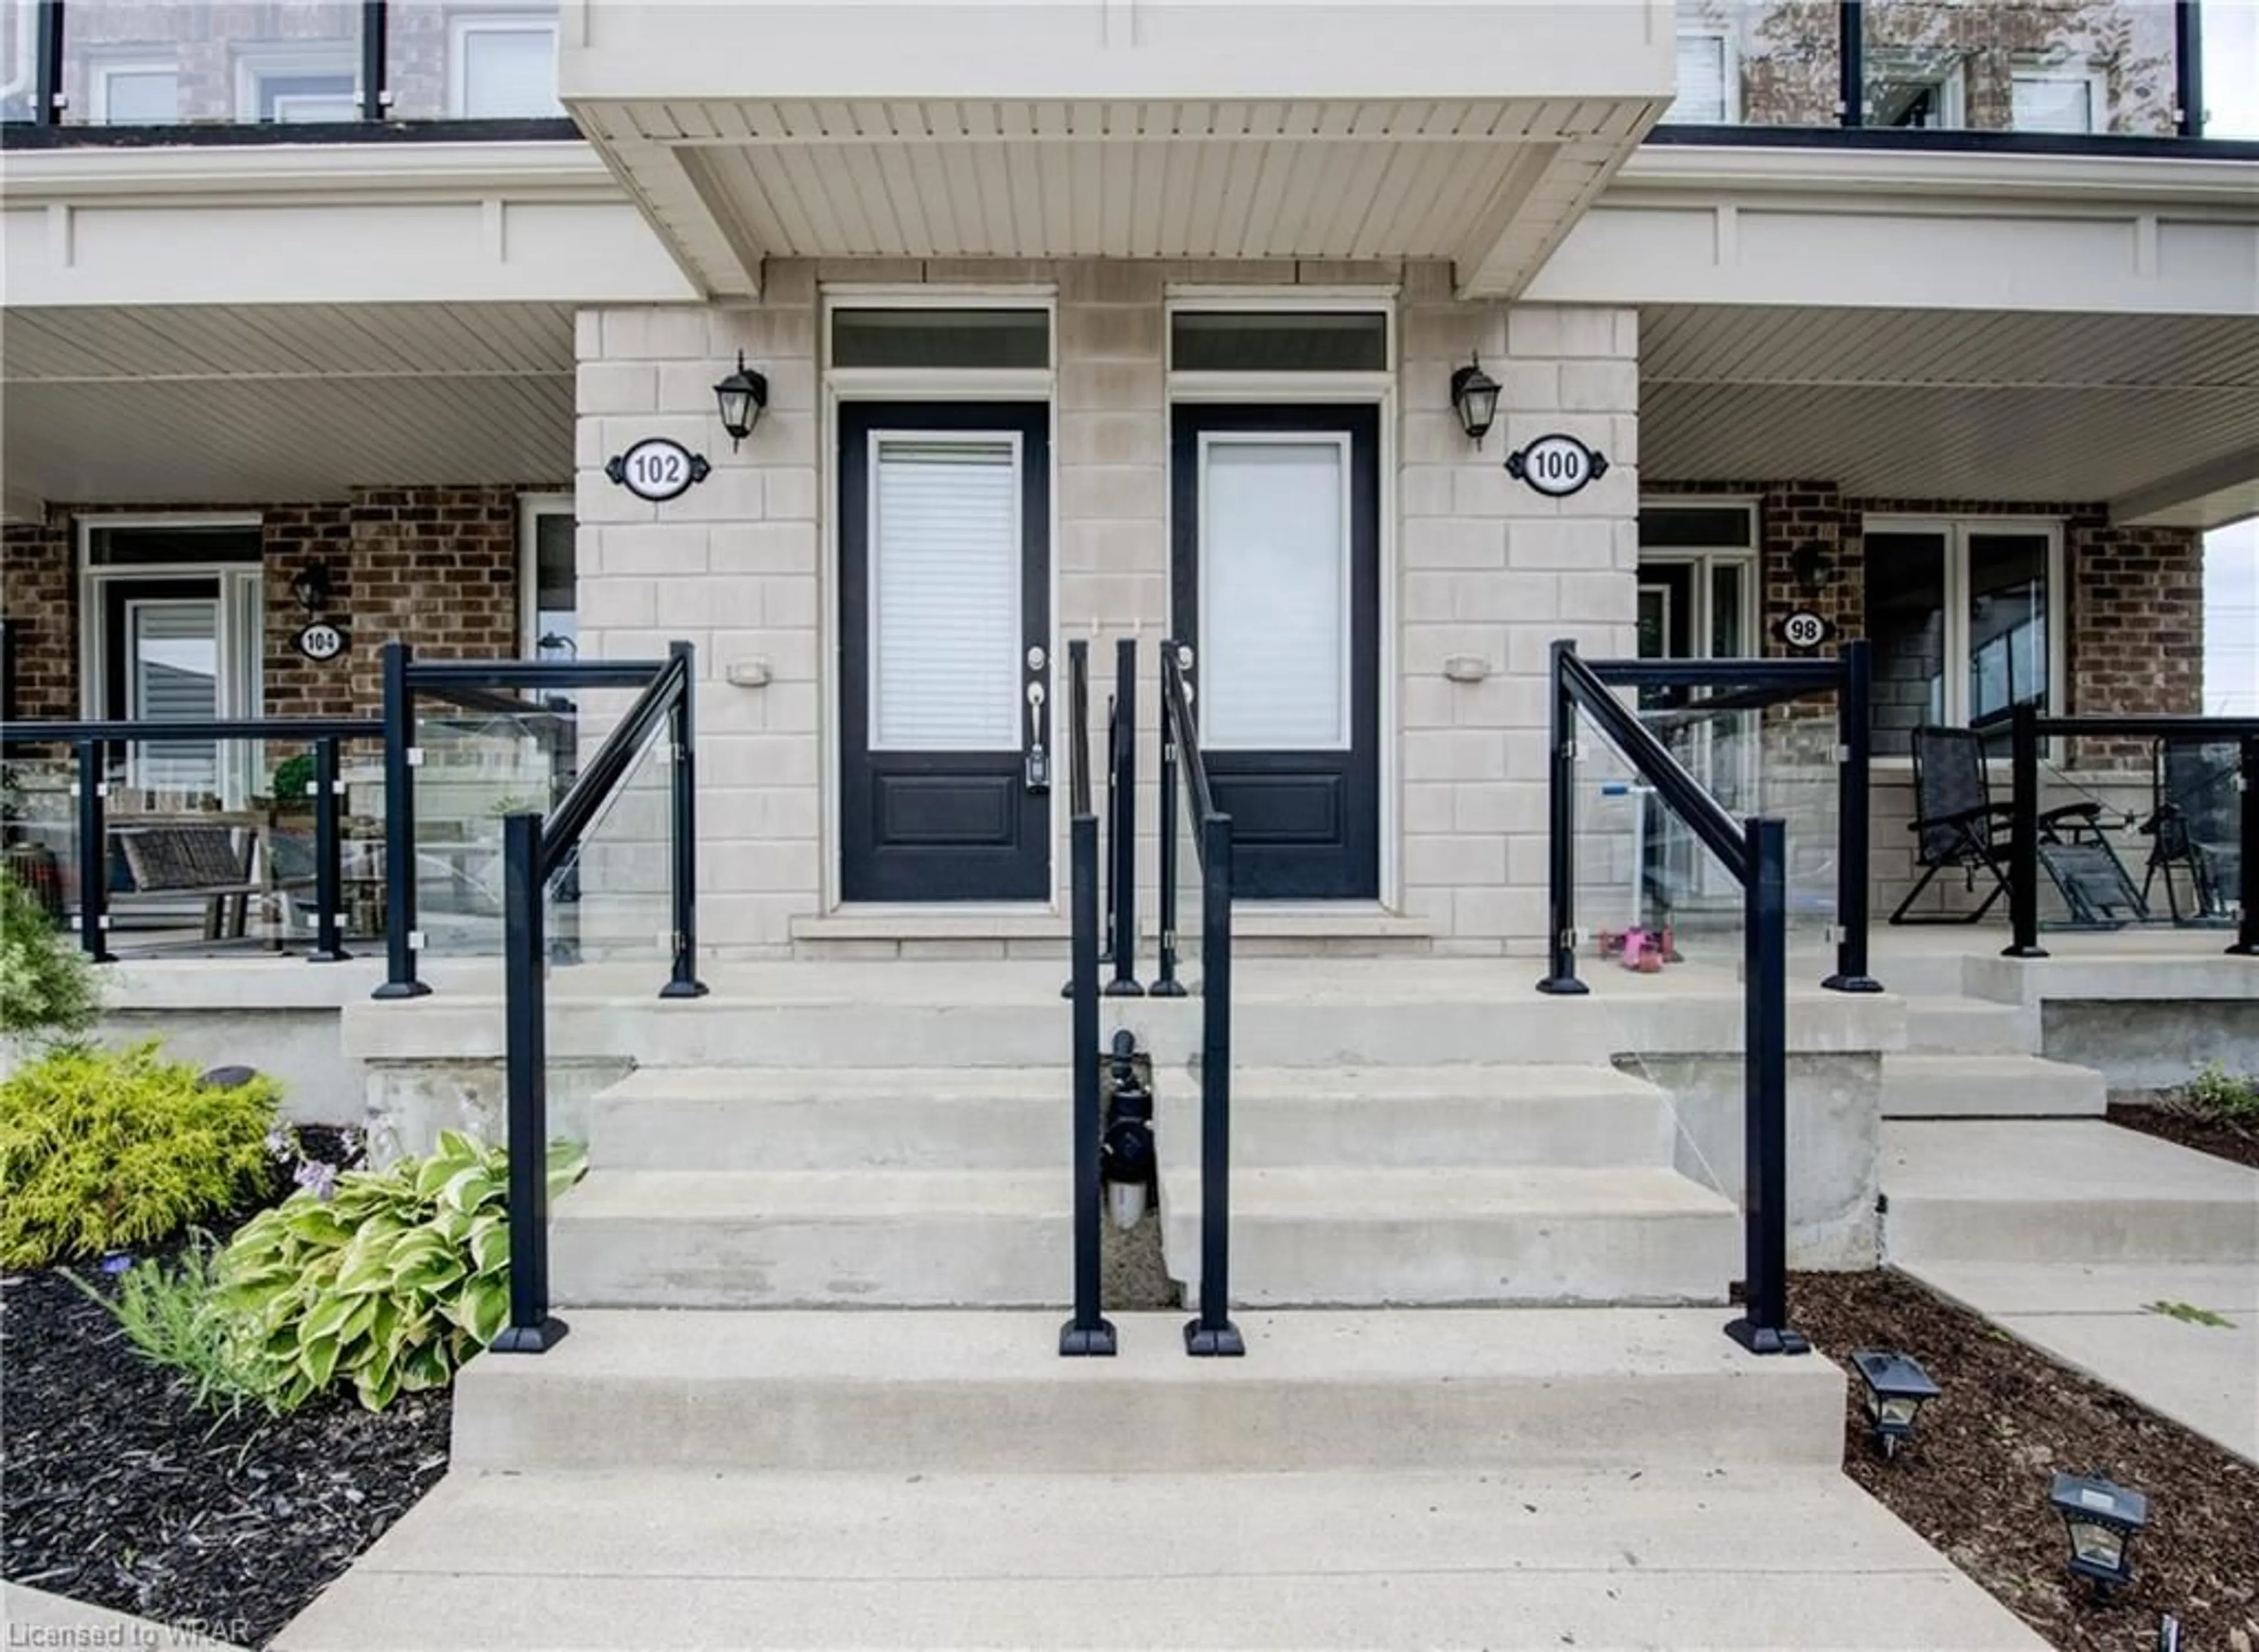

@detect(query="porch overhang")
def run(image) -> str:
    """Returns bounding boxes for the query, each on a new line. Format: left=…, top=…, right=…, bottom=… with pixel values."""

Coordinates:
left=557, top=0, right=1675, bottom=299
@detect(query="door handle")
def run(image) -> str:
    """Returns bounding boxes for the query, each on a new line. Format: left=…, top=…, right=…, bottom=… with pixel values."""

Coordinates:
left=1025, top=680, right=1050, bottom=793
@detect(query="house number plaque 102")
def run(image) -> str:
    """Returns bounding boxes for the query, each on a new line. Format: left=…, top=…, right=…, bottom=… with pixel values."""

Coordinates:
left=607, top=438, right=712, bottom=503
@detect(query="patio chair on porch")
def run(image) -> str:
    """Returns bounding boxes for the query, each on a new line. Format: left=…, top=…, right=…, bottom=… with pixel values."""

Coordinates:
left=1890, top=726, right=2147, bottom=928
left=2141, top=738, right=2243, bottom=926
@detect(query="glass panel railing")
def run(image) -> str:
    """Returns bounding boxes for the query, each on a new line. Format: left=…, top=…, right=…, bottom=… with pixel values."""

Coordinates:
left=382, top=0, right=561, bottom=122
left=405, top=697, right=577, bottom=958
left=59, top=0, right=363, bottom=127
left=1, top=0, right=40, bottom=123
left=1863, top=0, right=2179, bottom=138
left=542, top=705, right=672, bottom=976
left=1665, top=0, right=1844, bottom=129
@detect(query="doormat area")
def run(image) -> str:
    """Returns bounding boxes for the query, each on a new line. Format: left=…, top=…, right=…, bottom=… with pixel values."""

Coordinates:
left=1792, top=1269, right=2259, bottom=1652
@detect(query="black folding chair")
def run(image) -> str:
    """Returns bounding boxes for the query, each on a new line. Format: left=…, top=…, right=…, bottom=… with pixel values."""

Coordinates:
left=2141, top=739, right=2242, bottom=927
left=1891, top=726, right=2146, bottom=928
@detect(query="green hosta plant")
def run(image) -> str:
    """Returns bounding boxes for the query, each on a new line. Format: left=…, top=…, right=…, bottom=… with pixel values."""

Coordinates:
left=0, top=1041, right=278, bottom=1267
left=214, top=1131, right=587, bottom=1413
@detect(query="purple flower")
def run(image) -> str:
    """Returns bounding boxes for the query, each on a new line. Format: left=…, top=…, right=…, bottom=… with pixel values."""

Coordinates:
left=264, top=1126, right=294, bottom=1163
left=292, top=1159, right=337, bottom=1202
left=101, top=1253, right=133, bottom=1275
left=339, top=1128, right=364, bottom=1163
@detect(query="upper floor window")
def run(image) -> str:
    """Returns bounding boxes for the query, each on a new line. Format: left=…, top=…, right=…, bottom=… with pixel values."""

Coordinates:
left=449, top=15, right=562, bottom=118
left=2011, top=68, right=2104, bottom=135
left=1668, top=32, right=1733, bottom=125
left=90, top=61, right=180, bottom=124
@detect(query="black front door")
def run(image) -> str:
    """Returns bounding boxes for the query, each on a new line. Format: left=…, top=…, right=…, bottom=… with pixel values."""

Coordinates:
left=1171, top=404, right=1380, bottom=900
left=839, top=402, right=1051, bottom=902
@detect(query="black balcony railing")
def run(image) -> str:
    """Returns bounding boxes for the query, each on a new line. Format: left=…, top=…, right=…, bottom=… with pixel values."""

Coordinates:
left=1541, top=640, right=1808, bottom=1357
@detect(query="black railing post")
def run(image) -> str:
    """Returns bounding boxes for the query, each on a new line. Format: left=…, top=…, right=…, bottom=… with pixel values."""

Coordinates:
left=1838, top=0, right=1865, bottom=126
left=2231, top=734, right=2257, bottom=957
left=1060, top=809, right=1117, bottom=1356
left=1185, top=812, right=1244, bottom=1357
left=2004, top=701, right=2048, bottom=959
left=308, top=736, right=350, bottom=963
left=373, top=640, right=429, bottom=998
left=1151, top=650, right=1186, bottom=999
left=492, top=813, right=565, bottom=1353
left=1537, top=640, right=1588, bottom=994
left=1106, top=636, right=1143, bottom=996
left=72, top=738, right=113, bottom=963
left=1825, top=639, right=1881, bottom=992
left=2176, top=1, right=2205, bottom=139
left=359, top=0, right=387, bottom=121
left=32, top=1, right=64, bottom=126
left=1726, top=817, right=1807, bottom=1357
left=661, top=644, right=708, bottom=999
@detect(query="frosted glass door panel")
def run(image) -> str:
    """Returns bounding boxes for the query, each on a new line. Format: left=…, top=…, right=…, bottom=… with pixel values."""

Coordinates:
left=870, top=436, right=1022, bottom=752
left=1200, top=439, right=1350, bottom=749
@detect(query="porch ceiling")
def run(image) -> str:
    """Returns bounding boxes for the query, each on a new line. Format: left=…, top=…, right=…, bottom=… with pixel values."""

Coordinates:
left=0, top=303, right=575, bottom=516
left=1640, top=305, right=2259, bottom=529
left=569, top=96, right=1657, bottom=301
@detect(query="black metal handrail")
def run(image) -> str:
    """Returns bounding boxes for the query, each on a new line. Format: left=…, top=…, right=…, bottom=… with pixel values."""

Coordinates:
left=1157, top=640, right=1242, bottom=1359
left=1, top=714, right=382, bottom=964
left=1059, top=640, right=1115, bottom=1357
left=374, top=640, right=696, bottom=1001
left=1541, top=639, right=1807, bottom=1358
left=1103, top=638, right=1142, bottom=997
left=2003, top=705, right=2259, bottom=960
left=489, top=640, right=707, bottom=1358
left=1589, top=642, right=1880, bottom=994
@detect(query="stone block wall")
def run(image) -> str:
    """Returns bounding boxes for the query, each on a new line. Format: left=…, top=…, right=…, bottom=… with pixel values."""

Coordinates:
left=575, top=261, right=1641, bottom=958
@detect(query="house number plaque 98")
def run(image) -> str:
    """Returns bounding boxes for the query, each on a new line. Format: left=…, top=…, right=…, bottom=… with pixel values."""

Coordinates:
left=607, top=438, right=713, bottom=503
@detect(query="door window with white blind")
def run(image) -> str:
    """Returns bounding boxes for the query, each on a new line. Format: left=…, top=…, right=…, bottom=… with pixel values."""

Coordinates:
left=1198, top=435, right=1352, bottom=750
left=867, top=435, right=1024, bottom=752
left=127, top=601, right=222, bottom=791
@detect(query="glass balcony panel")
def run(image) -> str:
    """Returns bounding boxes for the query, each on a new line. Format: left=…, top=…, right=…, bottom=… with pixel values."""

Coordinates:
left=384, top=0, right=561, bottom=121
left=1863, top=0, right=2179, bottom=136
left=59, top=0, right=361, bottom=126
left=1665, top=0, right=1844, bottom=128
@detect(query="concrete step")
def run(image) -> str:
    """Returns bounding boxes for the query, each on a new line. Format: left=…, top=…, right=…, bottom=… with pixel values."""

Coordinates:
left=1880, top=1053, right=2108, bottom=1119
left=1179, top=1064, right=1675, bottom=1168
left=551, top=1170, right=1068, bottom=1308
left=275, top=1465, right=2042, bottom=1650
left=447, top=1309, right=1846, bottom=1476
left=587, top=1067, right=1071, bottom=1171
left=1884, top=1119, right=2259, bottom=1266
left=1901, top=996, right=2038, bottom=1055
left=1163, top=1166, right=1740, bottom=1306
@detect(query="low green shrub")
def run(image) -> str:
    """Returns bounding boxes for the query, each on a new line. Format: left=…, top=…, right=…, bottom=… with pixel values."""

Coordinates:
left=2184, top=1062, right=2259, bottom=1122
left=65, top=1237, right=280, bottom=1420
left=0, top=872, right=99, bottom=1041
left=0, top=1042, right=279, bottom=1267
left=214, top=1131, right=587, bottom=1413
left=267, top=753, right=317, bottom=807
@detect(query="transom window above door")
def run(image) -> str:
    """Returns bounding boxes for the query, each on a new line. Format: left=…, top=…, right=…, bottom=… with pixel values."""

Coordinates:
left=1169, top=311, right=1389, bottom=373
left=831, top=309, right=1050, bottom=371
left=1864, top=519, right=2060, bottom=758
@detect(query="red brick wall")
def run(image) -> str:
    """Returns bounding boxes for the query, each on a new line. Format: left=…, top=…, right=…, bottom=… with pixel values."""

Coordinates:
left=0, top=486, right=549, bottom=735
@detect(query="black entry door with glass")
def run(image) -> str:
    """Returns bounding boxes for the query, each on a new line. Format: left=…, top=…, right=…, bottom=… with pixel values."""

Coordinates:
left=838, top=402, right=1051, bottom=902
left=1170, top=404, right=1380, bottom=900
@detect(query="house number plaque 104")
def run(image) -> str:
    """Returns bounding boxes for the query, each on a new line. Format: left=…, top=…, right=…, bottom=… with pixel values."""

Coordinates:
left=607, top=437, right=712, bottom=503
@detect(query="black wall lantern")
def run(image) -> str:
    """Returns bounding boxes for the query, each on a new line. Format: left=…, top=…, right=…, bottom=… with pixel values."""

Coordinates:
left=1849, top=1350, right=1940, bottom=1459
left=289, top=560, right=334, bottom=615
left=1450, top=352, right=1500, bottom=448
left=1791, top=543, right=1838, bottom=593
left=2049, top=1471, right=2147, bottom=1598
left=712, top=352, right=769, bottom=449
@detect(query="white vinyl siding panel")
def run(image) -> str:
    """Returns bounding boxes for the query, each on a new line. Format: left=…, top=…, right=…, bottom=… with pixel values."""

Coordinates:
left=1199, top=436, right=1351, bottom=751
left=869, top=436, right=1022, bottom=752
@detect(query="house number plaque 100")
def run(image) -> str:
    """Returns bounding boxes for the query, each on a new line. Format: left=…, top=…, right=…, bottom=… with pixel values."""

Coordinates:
left=1507, top=433, right=1609, bottom=499
left=607, top=438, right=712, bottom=503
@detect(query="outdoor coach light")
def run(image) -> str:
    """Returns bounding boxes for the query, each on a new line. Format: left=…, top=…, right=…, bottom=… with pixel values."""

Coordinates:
left=1450, top=352, right=1500, bottom=448
left=2050, top=1471, right=2148, bottom=1598
left=1848, top=1350, right=1940, bottom=1459
left=289, top=560, right=334, bottom=615
left=712, top=352, right=768, bottom=450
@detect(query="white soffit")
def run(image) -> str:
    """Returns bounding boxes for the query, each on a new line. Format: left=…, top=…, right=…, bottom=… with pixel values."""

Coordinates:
left=1, top=303, right=575, bottom=508
left=1642, top=305, right=2259, bottom=526
left=570, top=96, right=1659, bottom=298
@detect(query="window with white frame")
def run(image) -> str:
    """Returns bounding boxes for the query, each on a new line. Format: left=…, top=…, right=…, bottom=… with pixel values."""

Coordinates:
left=2011, top=66, right=2104, bottom=134
left=235, top=49, right=359, bottom=122
left=1867, top=50, right=1968, bottom=129
left=1864, top=519, right=2061, bottom=758
left=521, top=495, right=577, bottom=659
left=1667, top=32, right=1734, bottom=124
left=90, top=61, right=181, bottom=124
left=448, top=15, right=561, bottom=118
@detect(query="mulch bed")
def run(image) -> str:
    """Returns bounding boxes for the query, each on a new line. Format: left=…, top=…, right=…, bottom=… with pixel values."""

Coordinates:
left=2108, top=1101, right=2259, bottom=1171
left=1793, top=1269, right=2259, bottom=1652
left=0, top=1126, right=452, bottom=1650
